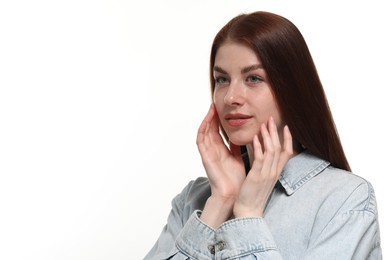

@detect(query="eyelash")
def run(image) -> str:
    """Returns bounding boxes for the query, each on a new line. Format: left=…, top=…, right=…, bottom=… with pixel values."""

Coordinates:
left=214, top=76, right=227, bottom=84
left=214, top=75, right=263, bottom=85
left=246, top=75, right=263, bottom=83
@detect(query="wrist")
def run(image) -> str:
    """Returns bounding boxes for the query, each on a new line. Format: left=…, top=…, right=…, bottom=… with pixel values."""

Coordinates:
left=200, top=195, right=235, bottom=228
left=233, top=202, right=264, bottom=218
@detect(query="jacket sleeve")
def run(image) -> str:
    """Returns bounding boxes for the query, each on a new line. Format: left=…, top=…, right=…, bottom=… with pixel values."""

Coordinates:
left=302, top=181, right=382, bottom=259
left=176, top=211, right=284, bottom=259
left=143, top=181, right=191, bottom=260
left=144, top=178, right=285, bottom=260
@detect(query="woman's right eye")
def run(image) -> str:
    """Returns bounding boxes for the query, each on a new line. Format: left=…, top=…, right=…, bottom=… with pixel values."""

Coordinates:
left=215, top=77, right=229, bottom=84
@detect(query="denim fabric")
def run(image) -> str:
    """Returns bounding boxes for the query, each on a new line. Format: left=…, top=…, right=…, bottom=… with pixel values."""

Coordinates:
left=144, top=150, right=382, bottom=259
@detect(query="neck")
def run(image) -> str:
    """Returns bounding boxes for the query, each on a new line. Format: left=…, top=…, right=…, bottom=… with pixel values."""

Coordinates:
left=246, top=144, right=254, bottom=167
left=245, top=142, right=302, bottom=168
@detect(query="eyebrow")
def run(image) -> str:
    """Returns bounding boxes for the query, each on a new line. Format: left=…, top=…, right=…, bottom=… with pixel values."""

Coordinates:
left=241, top=64, right=263, bottom=74
left=213, top=66, right=228, bottom=74
left=213, top=64, right=263, bottom=74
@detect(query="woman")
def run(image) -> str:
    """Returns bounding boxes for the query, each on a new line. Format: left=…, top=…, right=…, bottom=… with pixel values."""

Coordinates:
left=145, top=11, right=381, bottom=259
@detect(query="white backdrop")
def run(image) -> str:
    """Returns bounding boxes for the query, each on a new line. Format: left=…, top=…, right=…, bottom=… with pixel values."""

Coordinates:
left=0, top=0, right=388, bottom=259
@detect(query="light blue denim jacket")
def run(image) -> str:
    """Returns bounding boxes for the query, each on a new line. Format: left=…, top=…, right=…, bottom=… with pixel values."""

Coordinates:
left=145, top=150, right=382, bottom=259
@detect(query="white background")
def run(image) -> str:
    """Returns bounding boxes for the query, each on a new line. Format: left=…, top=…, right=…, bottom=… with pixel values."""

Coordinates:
left=0, top=0, right=388, bottom=259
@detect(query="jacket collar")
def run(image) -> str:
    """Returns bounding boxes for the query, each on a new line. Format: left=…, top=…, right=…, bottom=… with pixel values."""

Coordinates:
left=279, top=150, right=330, bottom=195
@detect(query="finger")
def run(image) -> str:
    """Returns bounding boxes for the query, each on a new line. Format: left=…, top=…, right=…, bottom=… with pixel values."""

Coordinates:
left=282, top=125, right=293, bottom=154
left=198, top=104, right=221, bottom=142
left=260, top=122, right=272, bottom=150
left=277, top=125, right=294, bottom=173
left=197, top=104, right=214, bottom=148
left=268, top=117, right=281, bottom=149
left=203, top=105, right=226, bottom=150
left=209, top=104, right=224, bottom=141
left=246, top=134, right=276, bottom=196
left=197, top=104, right=230, bottom=159
left=200, top=105, right=212, bottom=131
left=250, top=134, right=264, bottom=173
left=259, top=123, right=274, bottom=173
left=267, top=117, right=281, bottom=173
left=203, top=104, right=215, bottom=133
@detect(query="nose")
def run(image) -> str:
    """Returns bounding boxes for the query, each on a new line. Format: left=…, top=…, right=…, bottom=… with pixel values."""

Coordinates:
left=224, top=82, right=244, bottom=106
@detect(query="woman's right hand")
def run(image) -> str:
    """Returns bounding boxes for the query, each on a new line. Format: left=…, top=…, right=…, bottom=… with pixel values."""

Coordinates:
left=196, top=104, right=246, bottom=227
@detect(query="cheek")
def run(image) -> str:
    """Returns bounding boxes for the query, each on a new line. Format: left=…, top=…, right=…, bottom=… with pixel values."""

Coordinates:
left=269, top=101, right=283, bottom=125
left=269, top=106, right=285, bottom=130
left=213, top=89, right=221, bottom=103
left=213, top=91, right=224, bottom=112
left=253, top=98, right=283, bottom=124
left=213, top=94, right=228, bottom=129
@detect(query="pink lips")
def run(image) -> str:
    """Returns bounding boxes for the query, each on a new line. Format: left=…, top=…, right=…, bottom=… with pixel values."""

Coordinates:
left=224, top=113, right=252, bottom=127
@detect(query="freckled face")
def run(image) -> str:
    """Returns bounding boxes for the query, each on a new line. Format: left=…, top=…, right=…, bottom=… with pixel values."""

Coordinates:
left=213, top=42, right=284, bottom=146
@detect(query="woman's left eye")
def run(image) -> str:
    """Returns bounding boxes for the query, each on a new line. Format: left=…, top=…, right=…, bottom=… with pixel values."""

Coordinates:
left=246, top=75, right=263, bottom=83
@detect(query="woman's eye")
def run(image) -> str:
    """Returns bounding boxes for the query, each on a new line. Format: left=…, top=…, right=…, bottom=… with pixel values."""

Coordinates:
left=246, top=75, right=263, bottom=83
left=215, top=77, right=229, bottom=84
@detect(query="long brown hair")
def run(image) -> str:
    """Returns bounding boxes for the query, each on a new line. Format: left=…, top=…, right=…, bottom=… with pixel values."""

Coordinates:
left=210, top=11, right=351, bottom=171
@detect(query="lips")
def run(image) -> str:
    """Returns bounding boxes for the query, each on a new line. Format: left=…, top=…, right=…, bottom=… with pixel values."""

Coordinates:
left=224, top=113, right=253, bottom=127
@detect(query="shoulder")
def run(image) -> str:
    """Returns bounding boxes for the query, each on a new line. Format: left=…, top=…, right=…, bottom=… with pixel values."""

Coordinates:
left=318, top=166, right=378, bottom=214
left=178, top=177, right=210, bottom=197
left=185, top=177, right=211, bottom=204
left=173, top=177, right=211, bottom=214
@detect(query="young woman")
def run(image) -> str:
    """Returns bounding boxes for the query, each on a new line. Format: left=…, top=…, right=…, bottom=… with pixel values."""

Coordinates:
left=145, top=11, right=382, bottom=259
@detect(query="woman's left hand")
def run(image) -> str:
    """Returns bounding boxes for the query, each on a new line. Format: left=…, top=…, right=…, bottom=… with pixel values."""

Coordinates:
left=233, top=117, right=294, bottom=218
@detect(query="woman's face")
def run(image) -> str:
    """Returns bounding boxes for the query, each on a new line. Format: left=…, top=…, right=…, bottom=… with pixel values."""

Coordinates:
left=213, top=42, right=284, bottom=146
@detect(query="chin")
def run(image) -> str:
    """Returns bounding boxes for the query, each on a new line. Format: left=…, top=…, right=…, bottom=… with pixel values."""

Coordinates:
left=227, top=134, right=253, bottom=146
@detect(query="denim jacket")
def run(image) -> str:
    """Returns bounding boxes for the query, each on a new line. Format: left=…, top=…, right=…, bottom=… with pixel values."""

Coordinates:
left=145, top=150, right=382, bottom=259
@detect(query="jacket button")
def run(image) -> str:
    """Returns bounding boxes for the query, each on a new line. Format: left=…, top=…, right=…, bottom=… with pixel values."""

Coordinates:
left=208, top=245, right=215, bottom=254
left=217, top=241, right=225, bottom=250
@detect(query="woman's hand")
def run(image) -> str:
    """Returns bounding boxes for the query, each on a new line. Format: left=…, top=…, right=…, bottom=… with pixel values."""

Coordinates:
left=233, top=117, right=294, bottom=218
left=197, top=106, right=294, bottom=226
left=196, top=104, right=246, bottom=227
left=197, top=104, right=246, bottom=200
